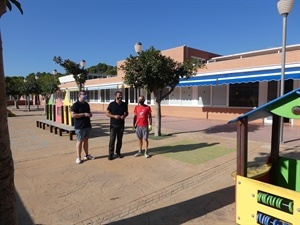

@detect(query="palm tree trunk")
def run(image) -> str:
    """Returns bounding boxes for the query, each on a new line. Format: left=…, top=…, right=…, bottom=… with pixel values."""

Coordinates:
left=0, top=6, right=18, bottom=223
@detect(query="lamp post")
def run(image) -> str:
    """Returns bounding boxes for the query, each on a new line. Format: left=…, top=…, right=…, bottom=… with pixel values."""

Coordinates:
left=53, top=69, right=57, bottom=80
left=23, top=78, right=30, bottom=111
left=134, top=42, right=143, bottom=99
left=78, top=60, right=86, bottom=91
left=35, top=75, right=39, bottom=110
left=277, top=0, right=294, bottom=143
left=23, top=78, right=27, bottom=109
left=134, top=42, right=142, bottom=55
left=80, top=60, right=86, bottom=68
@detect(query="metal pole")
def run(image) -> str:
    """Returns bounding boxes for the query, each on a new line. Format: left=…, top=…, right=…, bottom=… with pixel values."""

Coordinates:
left=279, top=13, right=288, bottom=144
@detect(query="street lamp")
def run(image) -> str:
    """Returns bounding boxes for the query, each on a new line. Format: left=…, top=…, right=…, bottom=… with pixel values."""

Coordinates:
left=80, top=60, right=86, bottom=68
left=23, top=78, right=30, bottom=111
left=134, top=42, right=143, bottom=99
left=23, top=78, right=26, bottom=108
left=35, top=75, right=40, bottom=110
left=53, top=69, right=57, bottom=80
left=78, top=60, right=86, bottom=91
left=277, top=0, right=294, bottom=143
left=134, top=42, right=142, bottom=55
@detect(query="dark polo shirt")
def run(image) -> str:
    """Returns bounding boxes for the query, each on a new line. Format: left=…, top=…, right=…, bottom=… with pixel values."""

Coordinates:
left=71, top=101, right=92, bottom=129
left=107, top=100, right=128, bottom=127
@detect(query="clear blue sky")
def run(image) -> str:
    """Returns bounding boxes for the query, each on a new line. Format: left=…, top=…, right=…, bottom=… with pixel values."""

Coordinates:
left=1, top=0, right=300, bottom=76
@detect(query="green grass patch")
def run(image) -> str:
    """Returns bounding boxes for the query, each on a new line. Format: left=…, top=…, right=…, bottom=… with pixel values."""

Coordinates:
left=151, top=140, right=234, bottom=164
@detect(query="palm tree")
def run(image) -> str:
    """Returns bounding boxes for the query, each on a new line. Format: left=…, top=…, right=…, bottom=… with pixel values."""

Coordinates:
left=0, top=1, right=23, bottom=224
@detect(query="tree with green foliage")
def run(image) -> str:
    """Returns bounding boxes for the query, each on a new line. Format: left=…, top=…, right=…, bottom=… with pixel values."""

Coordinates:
left=120, top=46, right=203, bottom=136
left=53, top=56, right=87, bottom=91
left=88, top=63, right=117, bottom=75
left=0, top=1, right=23, bottom=224
left=33, top=72, right=59, bottom=103
left=5, top=72, right=59, bottom=112
left=5, top=76, right=24, bottom=109
left=22, top=74, right=41, bottom=111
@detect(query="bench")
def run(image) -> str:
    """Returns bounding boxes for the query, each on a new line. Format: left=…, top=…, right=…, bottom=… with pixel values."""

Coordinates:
left=36, top=119, right=75, bottom=141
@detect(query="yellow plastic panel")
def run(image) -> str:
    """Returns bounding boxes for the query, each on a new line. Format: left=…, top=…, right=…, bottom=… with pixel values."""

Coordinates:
left=236, top=175, right=300, bottom=225
left=63, top=90, right=73, bottom=125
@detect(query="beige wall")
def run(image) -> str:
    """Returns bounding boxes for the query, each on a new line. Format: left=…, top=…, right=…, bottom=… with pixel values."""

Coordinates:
left=201, top=49, right=300, bottom=73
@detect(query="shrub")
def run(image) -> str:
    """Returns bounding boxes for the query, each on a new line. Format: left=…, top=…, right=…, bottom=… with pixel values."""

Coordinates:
left=7, top=109, right=16, bottom=117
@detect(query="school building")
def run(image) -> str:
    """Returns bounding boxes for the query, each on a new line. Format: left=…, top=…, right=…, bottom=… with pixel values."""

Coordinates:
left=58, top=44, right=300, bottom=126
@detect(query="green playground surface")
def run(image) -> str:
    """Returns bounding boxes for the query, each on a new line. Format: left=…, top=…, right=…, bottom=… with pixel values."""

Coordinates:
left=151, top=140, right=235, bottom=165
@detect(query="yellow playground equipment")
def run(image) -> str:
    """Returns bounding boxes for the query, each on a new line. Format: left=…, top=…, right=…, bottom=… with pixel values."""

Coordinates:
left=228, top=87, right=300, bottom=225
left=45, top=91, right=74, bottom=126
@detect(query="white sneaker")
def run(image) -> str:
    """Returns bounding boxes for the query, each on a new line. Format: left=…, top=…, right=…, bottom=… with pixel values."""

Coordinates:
left=76, top=157, right=82, bottom=164
left=134, top=151, right=142, bottom=157
left=84, top=154, right=94, bottom=160
left=144, top=152, right=150, bottom=158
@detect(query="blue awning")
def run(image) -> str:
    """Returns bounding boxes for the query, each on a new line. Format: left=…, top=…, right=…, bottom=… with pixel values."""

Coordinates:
left=178, top=66, right=300, bottom=87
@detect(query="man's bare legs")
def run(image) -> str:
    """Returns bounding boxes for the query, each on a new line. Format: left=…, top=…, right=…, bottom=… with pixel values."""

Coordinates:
left=76, top=138, right=92, bottom=163
left=144, top=138, right=150, bottom=158
left=135, top=138, right=149, bottom=158
left=135, top=138, right=144, bottom=157
left=83, top=137, right=89, bottom=155
left=76, top=140, right=83, bottom=163
left=139, top=138, right=143, bottom=151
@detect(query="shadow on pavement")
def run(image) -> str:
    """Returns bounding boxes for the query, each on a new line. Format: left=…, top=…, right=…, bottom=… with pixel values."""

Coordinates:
left=107, top=185, right=235, bottom=225
left=253, top=149, right=300, bottom=162
left=90, top=124, right=137, bottom=139
left=167, top=123, right=261, bottom=136
left=151, top=142, right=219, bottom=154
left=15, top=113, right=45, bottom=117
left=17, top=191, right=34, bottom=225
left=284, top=138, right=300, bottom=145
left=203, top=123, right=261, bottom=134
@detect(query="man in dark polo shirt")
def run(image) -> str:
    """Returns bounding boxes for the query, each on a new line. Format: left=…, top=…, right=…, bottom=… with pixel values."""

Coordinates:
left=106, top=91, right=128, bottom=160
left=71, top=91, right=94, bottom=164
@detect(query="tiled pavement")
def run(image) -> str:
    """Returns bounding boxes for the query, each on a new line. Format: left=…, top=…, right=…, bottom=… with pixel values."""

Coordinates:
left=9, top=107, right=300, bottom=225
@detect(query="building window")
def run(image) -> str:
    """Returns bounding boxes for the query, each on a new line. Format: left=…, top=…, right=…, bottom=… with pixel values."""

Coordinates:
left=268, top=81, right=278, bottom=102
left=129, top=88, right=135, bottom=103
left=100, top=90, right=105, bottom=102
left=229, top=83, right=258, bottom=107
left=70, top=91, right=78, bottom=102
left=129, top=87, right=141, bottom=103
left=105, top=89, right=110, bottom=102
left=94, top=90, right=99, bottom=100
left=191, top=56, right=206, bottom=64
left=89, top=90, right=94, bottom=101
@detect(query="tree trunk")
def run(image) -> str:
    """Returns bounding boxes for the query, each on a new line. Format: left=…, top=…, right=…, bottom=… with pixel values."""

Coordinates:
left=36, top=94, right=39, bottom=110
left=154, top=99, right=162, bottom=136
left=26, top=95, right=30, bottom=111
left=0, top=10, right=18, bottom=225
left=44, top=95, right=49, bottom=115
left=14, top=98, right=19, bottom=109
